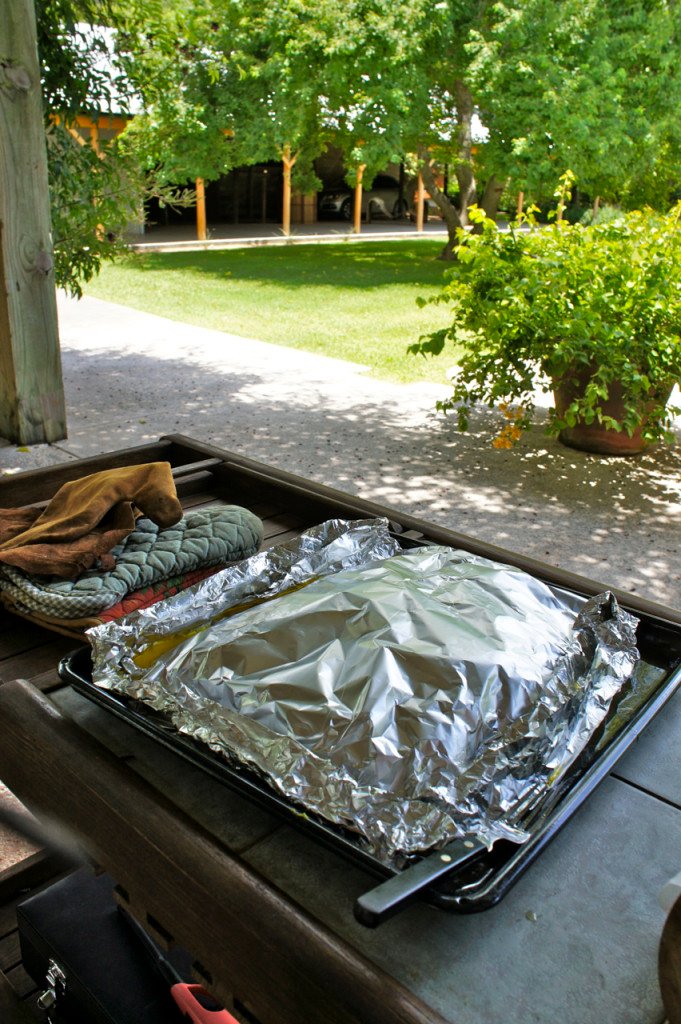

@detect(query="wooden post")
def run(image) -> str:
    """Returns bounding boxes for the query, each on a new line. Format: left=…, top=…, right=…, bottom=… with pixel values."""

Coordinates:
left=89, top=121, right=101, bottom=155
left=353, top=164, right=365, bottom=234
left=593, top=195, right=601, bottom=221
left=282, top=145, right=297, bottom=236
left=195, top=178, right=207, bottom=240
left=516, top=191, right=524, bottom=220
left=415, top=173, right=425, bottom=232
left=0, top=0, right=66, bottom=444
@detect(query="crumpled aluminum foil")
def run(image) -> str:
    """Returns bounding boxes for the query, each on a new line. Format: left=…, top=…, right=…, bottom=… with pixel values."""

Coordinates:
left=90, top=518, right=402, bottom=683
left=89, top=518, right=641, bottom=866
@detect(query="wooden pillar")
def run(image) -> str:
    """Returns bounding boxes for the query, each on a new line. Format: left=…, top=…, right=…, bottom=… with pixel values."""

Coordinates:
left=353, top=164, right=365, bottom=234
left=89, top=121, right=101, bottom=155
left=0, top=0, right=66, bottom=444
left=415, top=173, right=425, bottom=232
left=282, top=145, right=297, bottom=236
left=195, top=178, right=207, bottom=240
left=593, top=196, right=601, bottom=220
left=516, top=191, right=524, bottom=220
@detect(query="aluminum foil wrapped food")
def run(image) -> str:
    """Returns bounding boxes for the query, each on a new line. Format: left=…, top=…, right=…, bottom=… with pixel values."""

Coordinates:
left=89, top=517, right=641, bottom=866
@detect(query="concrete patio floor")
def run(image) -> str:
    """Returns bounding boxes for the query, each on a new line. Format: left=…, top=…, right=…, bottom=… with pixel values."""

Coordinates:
left=129, top=215, right=450, bottom=252
left=2, top=288, right=681, bottom=611
left=1, top=281, right=681, bottom=873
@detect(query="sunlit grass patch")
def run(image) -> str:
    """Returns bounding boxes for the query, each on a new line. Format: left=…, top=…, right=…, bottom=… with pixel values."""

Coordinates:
left=85, top=241, right=459, bottom=384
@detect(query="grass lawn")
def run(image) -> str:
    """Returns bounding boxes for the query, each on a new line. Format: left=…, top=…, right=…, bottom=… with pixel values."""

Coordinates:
left=84, top=240, right=460, bottom=385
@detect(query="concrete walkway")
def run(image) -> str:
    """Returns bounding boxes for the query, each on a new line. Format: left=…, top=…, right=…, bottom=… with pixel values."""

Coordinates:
left=130, top=217, right=450, bottom=253
left=2, top=290, right=681, bottom=610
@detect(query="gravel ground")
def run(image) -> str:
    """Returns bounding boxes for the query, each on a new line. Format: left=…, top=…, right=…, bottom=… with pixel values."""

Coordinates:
left=2, top=290, right=681, bottom=610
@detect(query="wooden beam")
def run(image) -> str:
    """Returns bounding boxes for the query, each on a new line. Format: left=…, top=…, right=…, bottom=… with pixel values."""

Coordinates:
left=195, top=177, right=207, bottom=240
left=282, top=144, right=298, bottom=237
left=0, top=0, right=66, bottom=444
left=74, top=113, right=129, bottom=133
left=353, top=164, right=365, bottom=235
left=0, top=970, right=37, bottom=1024
left=415, top=173, right=425, bottom=232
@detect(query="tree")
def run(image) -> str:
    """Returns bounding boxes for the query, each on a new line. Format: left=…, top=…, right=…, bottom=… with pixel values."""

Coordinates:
left=344, top=0, right=681, bottom=254
left=42, top=0, right=681, bottom=274
left=468, top=0, right=681, bottom=211
left=35, top=0, right=189, bottom=295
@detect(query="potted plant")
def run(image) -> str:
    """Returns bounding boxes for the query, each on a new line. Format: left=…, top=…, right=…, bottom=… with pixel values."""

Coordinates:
left=411, top=178, right=681, bottom=454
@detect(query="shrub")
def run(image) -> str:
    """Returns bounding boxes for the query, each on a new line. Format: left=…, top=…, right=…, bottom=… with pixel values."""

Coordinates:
left=411, top=192, right=681, bottom=448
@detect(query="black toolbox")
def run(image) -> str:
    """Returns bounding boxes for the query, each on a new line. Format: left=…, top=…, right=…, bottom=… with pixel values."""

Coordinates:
left=17, top=869, right=192, bottom=1024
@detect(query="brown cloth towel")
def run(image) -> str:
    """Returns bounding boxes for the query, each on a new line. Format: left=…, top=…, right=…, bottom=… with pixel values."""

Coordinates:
left=0, top=462, right=183, bottom=578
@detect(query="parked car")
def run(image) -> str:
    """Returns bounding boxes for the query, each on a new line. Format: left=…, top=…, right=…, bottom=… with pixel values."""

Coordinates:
left=319, top=174, right=409, bottom=220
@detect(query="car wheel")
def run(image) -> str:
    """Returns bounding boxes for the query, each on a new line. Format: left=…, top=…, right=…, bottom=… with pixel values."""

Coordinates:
left=392, top=199, right=409, bottom=219
left=341, top=198, right=352, bottom=220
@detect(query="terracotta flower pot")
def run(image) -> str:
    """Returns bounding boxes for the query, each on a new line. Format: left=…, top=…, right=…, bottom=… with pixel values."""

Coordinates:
left=553, top=368, right=672, bottom=456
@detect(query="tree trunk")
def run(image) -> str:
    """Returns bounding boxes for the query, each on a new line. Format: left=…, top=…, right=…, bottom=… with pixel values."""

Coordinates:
left=472, top=175, right=506, bottom=233
left=195, top=177, right=207, bottom=240
left=418, top=153, right=462, bottom=260
left=453, top=79, right=477, bottom=225
left=353, top=164, right=365, bottom=234
left=416, top=79, right=479, bottom=260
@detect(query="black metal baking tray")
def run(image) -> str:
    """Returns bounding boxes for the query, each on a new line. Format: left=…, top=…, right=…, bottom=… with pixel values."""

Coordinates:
left=60, top=608, right=681, bottom=927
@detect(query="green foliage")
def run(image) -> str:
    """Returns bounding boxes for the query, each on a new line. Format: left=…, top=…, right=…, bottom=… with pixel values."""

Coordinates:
left=468, top=0, right=681, bottom=209
left=46, top=121, right=190, bottom=298
left=36, top=0, right=131, bottom=117
left=36, top=0, right=681, bottom=289
left=36, top=0, right=192, bottom=295
left=47, top=123, right=128, bottom=297
left=116, top=0, right=432, bottom=191
left=411, top=187, right=681, bottom=447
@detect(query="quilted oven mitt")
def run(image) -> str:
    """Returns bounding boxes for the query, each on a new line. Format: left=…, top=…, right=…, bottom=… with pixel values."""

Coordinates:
left=0, top=506, right=264, bottom=620
left=0, top=462, right=183, bottom=578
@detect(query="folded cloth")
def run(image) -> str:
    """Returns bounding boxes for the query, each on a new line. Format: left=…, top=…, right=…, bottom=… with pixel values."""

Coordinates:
left=0, top=564, right=225, bottom=639
left=0, top=506, right=264, bottom=620
left=0, top=462, right=183, bottom=578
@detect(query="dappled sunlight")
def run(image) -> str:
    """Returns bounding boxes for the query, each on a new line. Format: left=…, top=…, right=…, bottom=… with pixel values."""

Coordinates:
left=82, top=243, right=454, bottom=386
left=37, top=292, right=681, bottom=612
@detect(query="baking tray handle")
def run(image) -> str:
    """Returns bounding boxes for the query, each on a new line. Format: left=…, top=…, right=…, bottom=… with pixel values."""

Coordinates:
left=354, top=838, right=487, bottom=927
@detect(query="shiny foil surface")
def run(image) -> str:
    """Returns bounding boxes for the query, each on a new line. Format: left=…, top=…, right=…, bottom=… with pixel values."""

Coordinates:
left=89, top=519, right=641, bottom=865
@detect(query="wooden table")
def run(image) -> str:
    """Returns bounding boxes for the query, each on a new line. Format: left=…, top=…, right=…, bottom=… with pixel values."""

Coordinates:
left=1, top=435, right=680, bottom=1024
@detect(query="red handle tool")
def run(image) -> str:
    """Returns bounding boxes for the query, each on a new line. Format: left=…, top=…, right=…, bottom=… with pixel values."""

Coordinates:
left=118, top=905, right=239, bottom=1024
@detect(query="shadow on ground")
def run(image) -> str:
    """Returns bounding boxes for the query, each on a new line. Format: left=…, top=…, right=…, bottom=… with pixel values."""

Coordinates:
left=104, top=242, right=450, bottom=291
left=26, top=333, right=679, bottom=611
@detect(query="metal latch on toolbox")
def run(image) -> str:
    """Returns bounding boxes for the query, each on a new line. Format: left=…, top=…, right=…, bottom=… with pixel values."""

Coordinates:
left=37, top=957, right=67, bottom=1017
